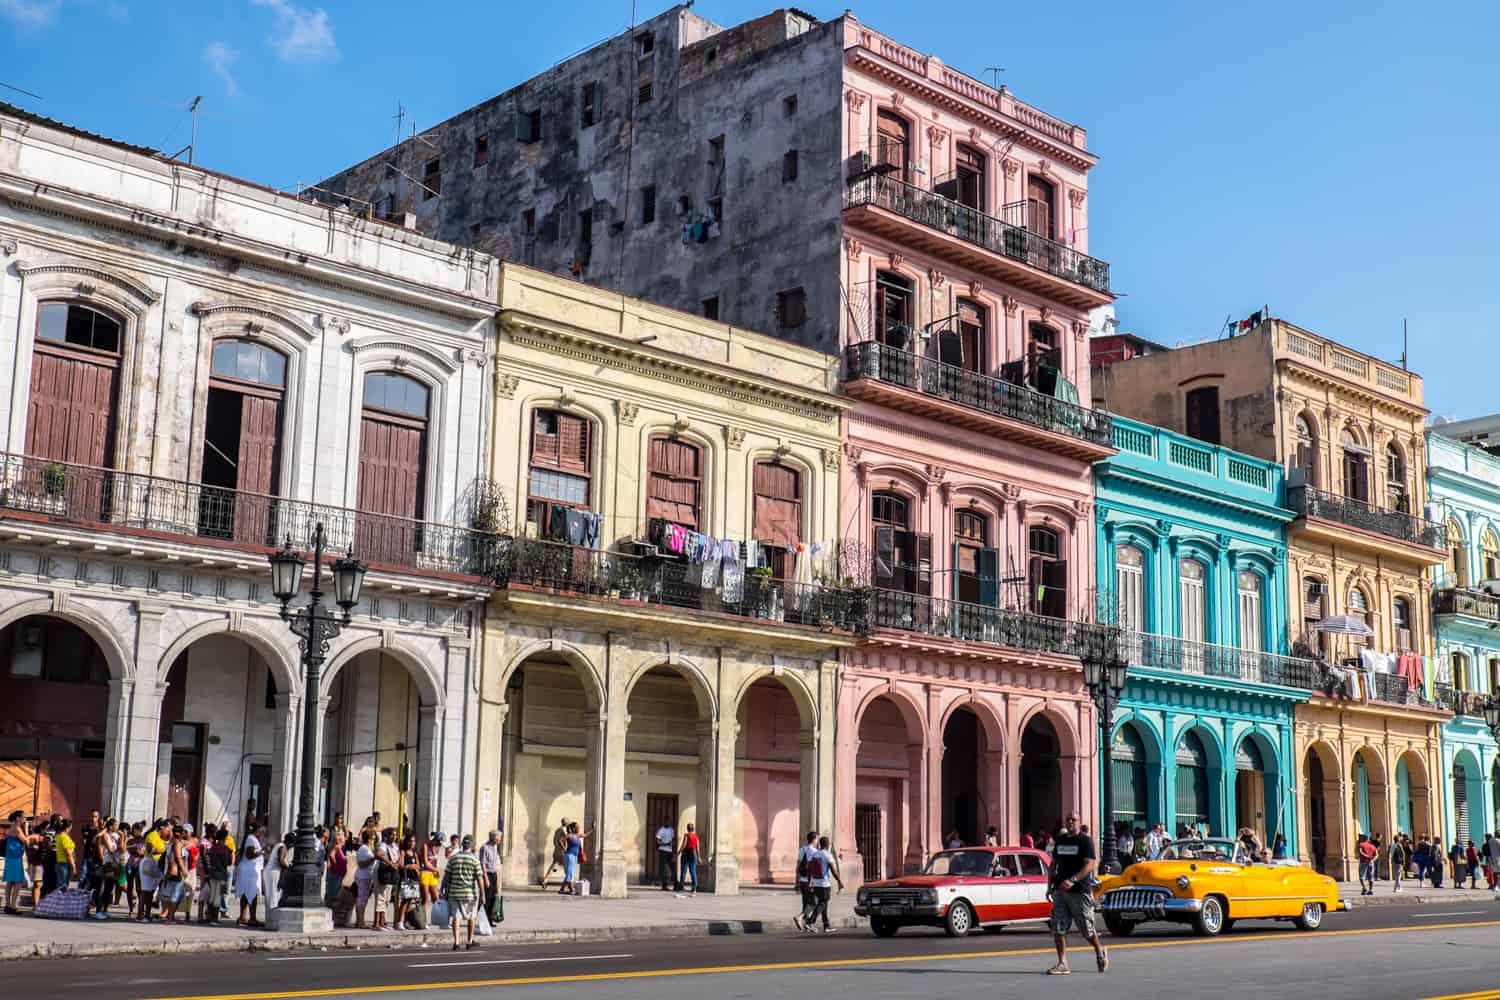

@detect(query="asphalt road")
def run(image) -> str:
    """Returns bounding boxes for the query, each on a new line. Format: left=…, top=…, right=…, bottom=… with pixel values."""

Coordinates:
left=20, top=899, right=1500, bottom=1000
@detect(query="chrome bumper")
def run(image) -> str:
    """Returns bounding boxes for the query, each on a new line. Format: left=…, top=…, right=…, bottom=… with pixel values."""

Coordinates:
left=1337, top=897, right=1353, bottom=911
left=855, top=903, right=942, bottom=918
left=1097, top=892, right=1202, bottom=916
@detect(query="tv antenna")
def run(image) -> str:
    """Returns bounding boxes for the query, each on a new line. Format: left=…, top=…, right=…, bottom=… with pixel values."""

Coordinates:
left=170, top=96, right=203, bottom=164
left=985, top=67, right=1006, bottom=89
left=0, top=81, right=44, bottom=101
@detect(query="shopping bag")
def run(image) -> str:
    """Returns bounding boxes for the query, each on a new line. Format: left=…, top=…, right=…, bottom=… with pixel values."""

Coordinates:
left=475, top=907, right=493, bottom=937
left=430, top=899, right=450, bottom=929
left=490, top=894, right=504, bottom=925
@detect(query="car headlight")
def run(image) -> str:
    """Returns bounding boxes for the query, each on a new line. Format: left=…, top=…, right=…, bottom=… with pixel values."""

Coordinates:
left=1175, top=876, right=1191, bottom=891
left=856, top=888, right=868, bottom=904
left=920, top=888, right=938, bottom=904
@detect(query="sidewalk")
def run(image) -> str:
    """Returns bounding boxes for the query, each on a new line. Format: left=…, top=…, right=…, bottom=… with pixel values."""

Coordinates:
left=0, top=885, right=858, bottom=962
left=1334, top=878, right=1500, bottom=907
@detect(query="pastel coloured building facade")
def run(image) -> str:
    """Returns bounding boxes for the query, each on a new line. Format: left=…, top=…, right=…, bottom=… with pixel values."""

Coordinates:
left=1095, top=417, right=1315, bottom=852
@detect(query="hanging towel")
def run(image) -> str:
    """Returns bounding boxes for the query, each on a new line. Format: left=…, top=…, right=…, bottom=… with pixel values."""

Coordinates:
left=564, top=509, right=588, bottom=547
left=548, top=506, right=569, bottom=542
left=721, top=544, right=744, bottom=604
left=744, top=539, right=760, bottom=570
left=666, top=524, right=686, bottom=555
left=580, top=512, right=602, bottom=550
left=699, top=543, right=722, bottom=589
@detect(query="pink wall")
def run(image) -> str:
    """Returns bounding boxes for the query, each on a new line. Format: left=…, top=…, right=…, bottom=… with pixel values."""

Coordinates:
left=736, top=681, right=808, bottom=883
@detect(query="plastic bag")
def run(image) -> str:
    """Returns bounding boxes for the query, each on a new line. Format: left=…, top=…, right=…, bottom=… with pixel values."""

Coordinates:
left=430, top=899, right=450, bottom=928
left=476, top=907, right=493, bottom=936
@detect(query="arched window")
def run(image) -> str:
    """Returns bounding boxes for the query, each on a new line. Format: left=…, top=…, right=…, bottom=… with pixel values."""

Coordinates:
left=954, top=508, right=996, bottom=606
left=871, top=490, right=923, bottom=594
left=1302, top=576, right=1327, bottom=657
left=954, top=143, right=986, bottom=211
left=753, top=461, right=801, bottom=579
left=1393, top=597, right=1413, bottom=652
left=1385, top=442, right=1408, bottom=512
left=1115, top=544, right=1145, bottom=632
left=27, top=302, right=123, bottom=470
left=1112, top=722, right=1148, bottom=828
left=1340, top=427, right=1370, bottom=503
left=954, top=298, right=985, bottom=374
left=358, top=373, right=431, bottom=556
left=1026, top=173, right=1055, bottom=240
left=876, top=109, right=910, bottom=179
left=1347, top=586, right=1371, bottom=648
left=1178, top=558, right=1207, bottom=644
left=646, top=435, right=702, bottom=529
left=1446, top=520, right=1469, bottom=589
left=1028, top=525, right=1066, bottom=618
left=1453, top=651, right=1470, bottom=693
left=528, top=408, right=592, bottom=533
left=1482, top=528, right=1500, bottom=582
left=1295, top=413, right=1320, bottom=489
left=202, top=339, right=290, bottom=542
left=1237, top=570, right=1262, bottom=653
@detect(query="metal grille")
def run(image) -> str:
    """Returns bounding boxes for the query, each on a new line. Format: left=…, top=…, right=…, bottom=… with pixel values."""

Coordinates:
left=1099, top=887, right=1171, bottom=913
left=863, top=888, right=926, bottom=907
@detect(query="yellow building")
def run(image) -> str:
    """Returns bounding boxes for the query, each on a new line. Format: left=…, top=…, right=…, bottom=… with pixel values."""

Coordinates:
left=1097, top=317, right=1449, bottom=878
left=475, top=265, right=856, bottom=897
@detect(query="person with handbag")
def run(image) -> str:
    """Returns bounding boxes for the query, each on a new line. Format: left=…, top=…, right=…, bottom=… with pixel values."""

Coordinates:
left=92, top=817, right=121, bottom=920
left=396, top=833, right=422, bottom=929
left=158, top=826, right=189, bottom=923
left=374, top=828, right=400, bottom=931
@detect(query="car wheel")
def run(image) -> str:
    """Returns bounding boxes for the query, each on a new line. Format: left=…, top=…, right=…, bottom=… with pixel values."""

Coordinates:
left=1293, top=902, right=1323, bottom=931
left=870, top=917, right=900, bottom=938
left=944, top=900, right=975, bottom=938
left=1192, top=896, right=1226, bottom=937
left=1103, top=914, right=1136, bottom=937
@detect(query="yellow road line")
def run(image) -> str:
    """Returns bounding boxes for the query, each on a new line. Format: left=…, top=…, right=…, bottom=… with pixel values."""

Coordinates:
left=1420, top=991, right=1500, bottom=1000
left=145, top=919, right=1500, bottom=1000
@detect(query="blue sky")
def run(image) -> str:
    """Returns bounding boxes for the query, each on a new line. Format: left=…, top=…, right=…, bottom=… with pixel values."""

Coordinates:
left=3, top=0, right=1496, bottom=417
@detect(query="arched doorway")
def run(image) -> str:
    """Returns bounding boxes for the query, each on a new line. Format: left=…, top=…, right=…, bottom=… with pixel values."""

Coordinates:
left=494, top=653, right=602, bottom=889
left=733, top=675, right=814, bottom=884
left=1111, top=722, right=1150, bottom=833
left=1303, top=742, right=1342, bottom=874
left=0, top=615, right=112, bottom=822
left=1175, top=730, right=1211, bottom=836
left=941, top=707, right=981, bottom=847
left=1453, top=750, right=1483, bottom=844
left=623, top=664, right=713, bottom=888
left=1234, top=732, right=1280, bottom=845
left=1351, top=747, right=1388, bottom=845
left=854, top=692, right=924, bottom=879
left=1019, top=715, right=1061, bottom=840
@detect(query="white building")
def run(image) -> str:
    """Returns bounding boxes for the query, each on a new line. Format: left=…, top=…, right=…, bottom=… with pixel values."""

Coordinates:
left=0, top=103, right=498, bottom=840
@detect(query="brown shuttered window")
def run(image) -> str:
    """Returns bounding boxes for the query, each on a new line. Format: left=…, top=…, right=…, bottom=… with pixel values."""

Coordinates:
left=27, top=302, right=123, bottom=469
left=646, top=435, right=701, bottom=528
left=753, top=461, right=801, bottom=576
left=1027, top=175, right=1055, bottom=240
left=528, top=409, right=593, bottom=531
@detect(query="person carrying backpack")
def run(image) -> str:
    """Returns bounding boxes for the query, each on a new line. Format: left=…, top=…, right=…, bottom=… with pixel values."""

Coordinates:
left=801, top=836, right=842, bottom=933
left=1387, top=835, right=1406, bottom=893
left=792, top=831, right=818, bottom=931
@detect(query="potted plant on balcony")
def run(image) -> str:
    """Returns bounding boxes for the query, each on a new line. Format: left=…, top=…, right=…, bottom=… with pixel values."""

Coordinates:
left=748, top=566, right=780, bottom=620
left=609, top=560, right=646, bottom=602
left=41, top=462, right=67, bottom=498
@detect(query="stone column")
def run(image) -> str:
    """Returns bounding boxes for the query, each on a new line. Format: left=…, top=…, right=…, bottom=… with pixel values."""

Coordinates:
left=102, top=677, right=133, bottom=820
left=799, top=729, right=819, bottom=852
left=905, top=742, right=928, bottom=872
left=122, top=681, right=165, bottom=823
left=833, top=675, right=862, bottom=877
left=270, top=691, right=301, bottom=837
left=701, top=719, right=739, bottom=894
left=415, top=705, right=444, bottom=835
left=982, top=749, right=1007, bottom=841
left=814, top=662, right=838, bottom=842
left=594, top=712, right=627, bottom=898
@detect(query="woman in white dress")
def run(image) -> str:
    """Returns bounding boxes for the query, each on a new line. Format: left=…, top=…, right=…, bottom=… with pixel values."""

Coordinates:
left=235, top=833, right=264, bottom=927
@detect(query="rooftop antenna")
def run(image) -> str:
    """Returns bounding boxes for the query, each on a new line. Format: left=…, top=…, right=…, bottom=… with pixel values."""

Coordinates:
left=392, top=102, right=406, bottom=149
left=1401, top=317, right=1408, bottom=371
left=170, top=96, right=202, bottom=164
left=0, top=81, right=44, bottom=101
left=985, top=67, right=1006, bottom=89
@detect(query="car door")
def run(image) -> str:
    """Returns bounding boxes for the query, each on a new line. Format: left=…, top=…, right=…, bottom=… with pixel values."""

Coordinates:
left=1015, top=851, right=1052, bottom=919
left=979, top=852, right=1023, bottom=922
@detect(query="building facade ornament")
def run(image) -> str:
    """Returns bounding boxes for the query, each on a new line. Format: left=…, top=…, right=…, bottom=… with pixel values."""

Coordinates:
left=494, top=372, right=521, bottom=399
left=1001, top=295, right=1018, bottom=318
left=844, top=90, right=867, bottom=111
left=617, top=400, right=639, bottom=426
left=928, top=268, right=946, bottom=289
left=844, top=236, right=863, bottom=261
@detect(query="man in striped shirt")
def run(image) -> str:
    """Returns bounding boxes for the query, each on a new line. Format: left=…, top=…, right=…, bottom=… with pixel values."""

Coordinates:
left=442, top=835, right=485, bottom=951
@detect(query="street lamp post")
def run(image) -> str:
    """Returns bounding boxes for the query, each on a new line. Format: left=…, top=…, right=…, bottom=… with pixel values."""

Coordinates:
left=1082, top=627, right=1129, bottom=875
left=266, top=522, right=366, bottom=932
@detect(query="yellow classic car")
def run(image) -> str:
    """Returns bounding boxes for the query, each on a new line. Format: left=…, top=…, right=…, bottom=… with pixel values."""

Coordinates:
left=1094, top=838, right=1350, bottom=937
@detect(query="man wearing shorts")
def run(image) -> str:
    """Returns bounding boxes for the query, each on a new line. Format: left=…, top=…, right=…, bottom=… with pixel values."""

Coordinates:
left=441, top=835, right=484, bottom=951
left=540, top=819, right=569, bottom=888
left=1046, top=813, right=1108, bottom=976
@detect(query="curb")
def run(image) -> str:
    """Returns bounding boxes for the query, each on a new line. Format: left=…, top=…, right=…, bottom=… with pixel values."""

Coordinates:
left=0, top=913, right=867, bottom=963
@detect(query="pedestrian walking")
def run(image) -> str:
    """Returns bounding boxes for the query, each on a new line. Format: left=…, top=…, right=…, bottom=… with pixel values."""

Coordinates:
left=1388, top=835, right=1405, bottom=893
left=793, top=831, right=818, bottom=930
left=1046, top=812, right=1108, bottom=976
left=441, top=835, right=484, bottom=951
left=1486, top=833, right=1500, bottom=891
left=234, top=830, right=264, bottom=927
left=802, top=836, right=842, bottom=933
left=1466, top=841, right=1480, bottom=888
left=1356, top=834, right=1377, bottom=895
left=655, top=820, right=675, bottom=891
left=677, top=823, right=700, bottom=895
left=478, top=830, right=501, bottom=918
left=3, top=812, right=27, bottom=914
left=540, top=819, right=569, bottom=889
left=561, top=821, right=593, bottom=895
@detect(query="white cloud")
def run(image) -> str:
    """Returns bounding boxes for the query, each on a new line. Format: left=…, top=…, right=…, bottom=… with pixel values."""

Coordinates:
left=0, top=0, right=61, bottom=26
left=204, top=41, right=239, bottom=98
left=251, top=0, right=337, bottom=62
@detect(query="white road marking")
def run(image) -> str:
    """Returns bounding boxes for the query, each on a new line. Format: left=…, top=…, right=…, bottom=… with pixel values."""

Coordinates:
left=270, top=951, right=466, bottom=962
left=1414, top=911, right=1486, bottom=917
left=408, top=953, right=633, bottom=969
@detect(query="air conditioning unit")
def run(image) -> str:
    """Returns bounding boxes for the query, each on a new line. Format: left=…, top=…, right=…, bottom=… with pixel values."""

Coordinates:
left=624, top=539, right=659, bottom=559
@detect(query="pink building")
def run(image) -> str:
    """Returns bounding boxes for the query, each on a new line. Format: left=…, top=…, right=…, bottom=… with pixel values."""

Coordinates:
left=835, top=20, right=1116, bottom=883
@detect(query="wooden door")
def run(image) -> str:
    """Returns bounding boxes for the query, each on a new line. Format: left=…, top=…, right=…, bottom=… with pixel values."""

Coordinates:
left=644, top=793, right=679, bottom=884
left=1026, top=176, right=1054, bottom=239
left=26, top=347, right=117, bottom=521
left=233, top=394, right=281, bottom=546
left=0, top=759, right=40, bottom=820
left=167, top=723, right=205, bottom=827
left=357, top=415, right=426, bottom=565
left=856, top=803, right=882, bottom=882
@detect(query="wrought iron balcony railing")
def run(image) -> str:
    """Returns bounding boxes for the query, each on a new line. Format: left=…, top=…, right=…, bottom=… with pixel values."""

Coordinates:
left=844, top=172, right=1111, bottom=295
left=1117, top=631, right=1323, bottom=690
left=489, top=536, right=870, bottom=634
left=1432, top=587, right=1500, bottom=622
left=868, top=588, right=1115, bottom=659
left=0, top=451, right=496, bottom=579
left=1434, top=684, right=1487, bottom=718
left=1287, top=485, right=1446, bottom=550
left=843, top=342, right=1113, bottom=448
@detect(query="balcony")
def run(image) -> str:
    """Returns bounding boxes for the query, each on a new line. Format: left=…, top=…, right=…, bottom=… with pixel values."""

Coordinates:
left=1433, top=587, right=1500, bottom=624
left=842, top=342, right=1114, bottom=460
left=489, top=536, right=868, bottom=640
left=1119, top=632, right=1323, bottom=690
left=867, top=588, right=1114, bottom=661
left=0, top=451, right=494, bottom=580
left=1286, top=484, right=1446, bottom=556
left=843, top=172, right=1111, bottom=309
left=1434, top=684, right=1488, bottom=719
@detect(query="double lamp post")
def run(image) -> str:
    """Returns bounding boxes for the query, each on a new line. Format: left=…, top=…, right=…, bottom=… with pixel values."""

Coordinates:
left=265, top=523, right=367, bottom=931
left=1081, top=626, right=1130, bottom=876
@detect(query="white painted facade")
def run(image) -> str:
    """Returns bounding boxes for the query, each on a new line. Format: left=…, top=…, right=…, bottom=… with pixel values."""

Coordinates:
left=0, top=106, right=497, bottom=839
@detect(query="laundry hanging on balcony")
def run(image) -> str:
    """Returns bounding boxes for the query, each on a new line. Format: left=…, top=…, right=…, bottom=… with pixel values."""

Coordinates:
left=545, top=507, right=603, bottom=548
left=1313, top=614, right=1374, bottom=637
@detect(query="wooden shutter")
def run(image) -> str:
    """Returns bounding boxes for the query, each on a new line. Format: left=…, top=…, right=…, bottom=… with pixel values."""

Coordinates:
left=357, top=414, right=425, bottom=563
left=1041, top=560, right=1068, bottom=618
left=978, top=547, right=1000, bottom=608
left=234, top=395, right=281, bottom=545
left=1027, top=176, right=1054, bottom=239
left=874, top=525, right=897, bottom=588
left=26, top=348, right=117, bottom=468
left=646, top=436, right=700, bottom=527
left=916, top=533, right=933, bottom=592
left=753, top=462, right=801, bottom=550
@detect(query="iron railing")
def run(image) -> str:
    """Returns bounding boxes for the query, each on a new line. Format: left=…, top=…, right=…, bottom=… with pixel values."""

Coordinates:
left=490, top=536, right=871, bottom=633
left=0, top=451, right=497, bottom=578
left=1434, top=684, right=1487, bottom=718
left=843, top=342, right=1113, bottom=447
left=1287, top=485, right=1446, bottom=550
left=1433, top=587, right=1500, bottom=623
left=1117, top=631, right=1323, bottom=690
left=844, top=172, right=1111, bottom=295
left=868, top=588, right=1117, bottom=659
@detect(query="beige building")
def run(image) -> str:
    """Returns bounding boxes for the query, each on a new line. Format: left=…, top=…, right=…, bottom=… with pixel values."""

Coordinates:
left=475, top=265, right=857, bottom=897
left=1098, top=318, right=1450, bottom=877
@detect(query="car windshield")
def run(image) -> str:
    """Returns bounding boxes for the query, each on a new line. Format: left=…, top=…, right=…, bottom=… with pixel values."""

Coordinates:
left=924, top=850, right=995, bottom=877
left=1161, top=839, right=1244, bottom=863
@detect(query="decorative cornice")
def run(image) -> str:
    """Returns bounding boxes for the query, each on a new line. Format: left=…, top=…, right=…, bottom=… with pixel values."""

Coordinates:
left=346, top=335, right=459, bottom=374
left=844, top=236, right=863, bottom=261
left=1002, top=158, right=1020, bottom=179
left=1001, top=295, right=1018, bottom=318
left=968, top=280, right=983, bottom=300
left=503, top=317, right=844, bottom=423
left=16, top=259, right=160, bottom=304
left=191, top=300, right=317, bottom=341
left=1068, top=189, right=1087, bottom=209
left=822, top=447, right=840, bottom=473
left=928, top=268, right=946, bottom=289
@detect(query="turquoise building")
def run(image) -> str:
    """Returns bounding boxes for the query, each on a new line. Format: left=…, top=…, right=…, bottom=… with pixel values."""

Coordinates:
left=1426, top=428, right=1500, bottom=845
left=1095, top=417, right=1318, bottom=851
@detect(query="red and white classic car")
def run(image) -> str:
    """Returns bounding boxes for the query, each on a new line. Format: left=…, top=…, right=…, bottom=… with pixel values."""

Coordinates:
left=853, top=846, right=1054, bottom=937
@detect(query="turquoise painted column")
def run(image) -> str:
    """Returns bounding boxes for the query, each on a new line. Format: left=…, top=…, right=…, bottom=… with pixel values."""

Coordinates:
left=1162, top=713, right=1179, bottom=837
left=1216, top=545, right=1234, bottom=646
left=1280, top=722, right=1298, bottom=856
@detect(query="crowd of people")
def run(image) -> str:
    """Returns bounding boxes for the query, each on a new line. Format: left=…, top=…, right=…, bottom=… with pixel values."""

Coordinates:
left=1354, top=831, right=1500, bottom=894
left=1106, top=821, right=1290, bottom=865
left=1, top=808, right=504, bottom=946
